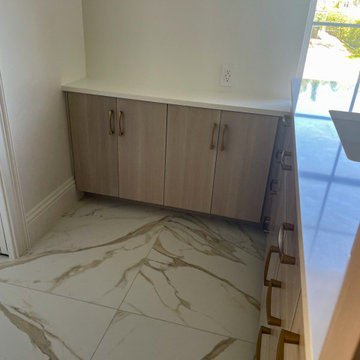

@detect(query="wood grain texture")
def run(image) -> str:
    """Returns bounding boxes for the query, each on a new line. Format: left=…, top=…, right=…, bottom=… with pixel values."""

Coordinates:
left=164, top=105, right=220, bottom=213
left=211, top=111, right=278, bottom=222
left=279, top=131, right=301, bottom=332
left=284, top=295, right=305, bottom=360
left=68, top=93, right=118, bottom=196
left=117, top=99, right=166, bottom=205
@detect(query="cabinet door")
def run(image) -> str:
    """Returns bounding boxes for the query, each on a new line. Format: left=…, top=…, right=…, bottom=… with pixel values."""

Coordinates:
left=68, top=93, right=118, bottom=196
left=165, top=105, right=220, bottom=213
left=117, top=99, right=166, bottom=205
left=211, top=111, right=278, bottom=222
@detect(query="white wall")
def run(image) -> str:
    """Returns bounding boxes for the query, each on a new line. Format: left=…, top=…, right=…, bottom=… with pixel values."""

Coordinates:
left=0, top=0, right=86, bottom=243
left=82, top=0, right=311, bottom=100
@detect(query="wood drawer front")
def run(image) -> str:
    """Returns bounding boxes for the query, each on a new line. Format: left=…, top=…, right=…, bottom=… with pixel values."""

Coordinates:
left=165, top=105, right=220, bottom=213
left=278, top=126, right=301, bottom=330
left=211, top=111, right=278, bottom=222
left=258, top=290, right=281, bottom=360
left=117, top=99, right=167, bottom=205
left=278, top=254, right=301, bottom=331
left=68, top=93, right=119, bottom=197
left=265, top=296, right=304, bottom=360
left=285, top=295, right=306, bottom=360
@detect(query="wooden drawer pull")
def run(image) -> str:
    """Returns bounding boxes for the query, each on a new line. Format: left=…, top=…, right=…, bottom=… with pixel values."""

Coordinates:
left=108, top=110, right=115, bottom=135
left=280, top=150, right=292, bottom=171
left=270, top=179, right=279, bottom=195
left=264, top=246, right=281, bottom=286
left=220, top=124, right=228, bottom=151
left=278, top=223, right=296, bottom=265
left=276, top=150, right=290, bottom=163
left=118, top=111, right=124, bottom=136
left=209, top=123, right=217, bottom=150
left=256, top=326, right=271, bottom=360
left=262, top=216, right=271, bottom=234
left=276, top=329, right=300, bottom=360
left=266, top=279, right=281, bottom=326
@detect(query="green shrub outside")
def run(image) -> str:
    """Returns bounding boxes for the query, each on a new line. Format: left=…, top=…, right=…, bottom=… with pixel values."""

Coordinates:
left=324, top=12, right=360, bottom=56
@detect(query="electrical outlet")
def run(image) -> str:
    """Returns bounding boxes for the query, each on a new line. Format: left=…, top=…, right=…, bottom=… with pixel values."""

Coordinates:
left=221, top=64, right=233, bottom=87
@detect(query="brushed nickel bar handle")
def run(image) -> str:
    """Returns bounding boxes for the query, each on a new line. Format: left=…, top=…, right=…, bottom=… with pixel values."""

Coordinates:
left=108, top=110, right=115, bottom=135
left=278, top=222, right=296, bottom=265
left=118, top=111, right=124, bottom=136
left=209, top=123, right=217, bottom=150
left=256, top=326, right=271, bottom=360
left=280, top=150, right=292, bottom=171
left=270, top=179, right=279, bottom=195
left=276, top=329, right=300, bottom=360
left=264, top=246, right=281, bottom=286
left=220, top=124, right=228, bottom=151
left=266, top=279, right=282, bottom=326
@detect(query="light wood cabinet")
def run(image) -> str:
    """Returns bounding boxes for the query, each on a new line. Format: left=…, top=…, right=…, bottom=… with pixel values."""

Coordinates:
left=278, top=132, right=301, bottom=331
left=68, top=93, right=279, bottom=223
left=284, top=296, right=305, bottom=360
left=164, top=105, right=220, bottom=213
left=68, top=93, right=119, bottom=197
left=258, top=116, right=304, bottom=360
left=211, top=111, right=278, bottom=222
left=117, top=99, right=166, bottom=205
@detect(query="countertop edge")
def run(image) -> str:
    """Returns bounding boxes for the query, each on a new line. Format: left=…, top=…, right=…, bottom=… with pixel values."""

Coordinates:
left=292, top=122, right=315, bottom=360
left=61, top=83, right=291, bottom=117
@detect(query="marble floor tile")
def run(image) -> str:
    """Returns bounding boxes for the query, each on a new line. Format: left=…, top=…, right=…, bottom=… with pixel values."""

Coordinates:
left=120, top=214, right=265, bottom=343
left=0, top=282, right=115, bottom=360
left=0, top=197, right=266, bottom=358
left=0, top=198, right=172, bottom=308
left=92, top=311, right=256, bottom=360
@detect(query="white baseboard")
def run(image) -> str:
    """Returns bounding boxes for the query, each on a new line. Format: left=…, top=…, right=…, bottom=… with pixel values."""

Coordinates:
left=26, top=177, right=82, bottom=246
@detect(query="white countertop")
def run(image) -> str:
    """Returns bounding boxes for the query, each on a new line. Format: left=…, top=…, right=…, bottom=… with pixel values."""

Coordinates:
left=62, top=78, right=291, bottom=117
left=294, top=79, right=360, bottom=360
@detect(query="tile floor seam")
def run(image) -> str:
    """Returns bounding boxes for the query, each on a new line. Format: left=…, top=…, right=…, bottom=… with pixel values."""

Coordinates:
left=88, top=236, right=164, bottom=360
left=0, top=281, right=119, bottom=311
left=0, top=227, right=165, bottom=313
left=115, top=227, right=165, bottom=312
left=117, top=308, right=257, bottom=345
left=89, top=311, right=118, bottom=360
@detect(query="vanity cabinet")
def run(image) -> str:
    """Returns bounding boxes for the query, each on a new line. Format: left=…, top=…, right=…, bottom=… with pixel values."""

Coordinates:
left=165, top=107, right=278, bottom=221
left=68, top=93, right=119, bottom=197
left=68, top=94, right=167, bottom=204
left=164, top=105, right=220, bottom=213
left=211, top=111, right=278, bottom=222
left=67, top=92, right=279, bottom=222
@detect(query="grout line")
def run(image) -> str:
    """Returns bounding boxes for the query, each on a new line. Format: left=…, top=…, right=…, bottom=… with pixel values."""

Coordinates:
left=116, top=228, right=162, bottom=312
left=2, top=278, right=258, bottom=347
left=89, top=310, right=118, bottom=360
left=116, top=308, right=257, bottom=345
left=89, top=232, right=163, bottom=359
left=0, top=281, right=118, bottom=311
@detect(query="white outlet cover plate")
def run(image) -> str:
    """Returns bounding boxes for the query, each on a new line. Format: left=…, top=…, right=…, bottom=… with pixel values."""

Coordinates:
left=221, top=64, right=233, bottom=87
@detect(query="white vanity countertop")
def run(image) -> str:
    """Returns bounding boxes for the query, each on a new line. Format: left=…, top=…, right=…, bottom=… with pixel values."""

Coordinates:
left=62, top=78, right=291, bottom=117
left=294, top=79, right=360, bottom=360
